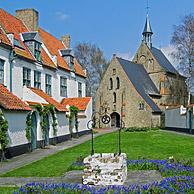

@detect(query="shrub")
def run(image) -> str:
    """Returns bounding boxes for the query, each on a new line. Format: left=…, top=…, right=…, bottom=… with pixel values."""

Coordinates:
left=124, top=127, right=160, bottom=132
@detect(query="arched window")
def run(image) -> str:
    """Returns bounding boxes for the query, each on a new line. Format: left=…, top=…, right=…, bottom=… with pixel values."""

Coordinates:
left=109, top=78, right=113, bottom=90
left=113, top=92, right=116, bottom=103
left=116, top=77, right=120, bottom=89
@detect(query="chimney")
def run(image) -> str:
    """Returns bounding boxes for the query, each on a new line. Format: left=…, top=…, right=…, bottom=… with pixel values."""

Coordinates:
left=61, top=34, right=71, bottom=48
left=16, top=9, right=39, bottom=31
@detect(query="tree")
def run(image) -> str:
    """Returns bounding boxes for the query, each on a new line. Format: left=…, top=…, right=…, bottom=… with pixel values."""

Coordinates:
left=74, top=43, right=109, bottom=101
left=171, top=14, right=194, bottom=104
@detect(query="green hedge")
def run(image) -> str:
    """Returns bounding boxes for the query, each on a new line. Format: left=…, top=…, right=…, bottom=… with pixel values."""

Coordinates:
left=124, top=127, right=160, bottom=132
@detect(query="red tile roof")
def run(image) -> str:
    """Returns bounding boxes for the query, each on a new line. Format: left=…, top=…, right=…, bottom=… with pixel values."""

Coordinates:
left=30, top=87, right=67, bottom=112
left=41, top=48, right=56, bottom=69
left=38, top=28, right=86, bottom=77
left=0, top=28, right=12, bottom=46
left=38, top=28, right=70, bottom=70
left=0, top=8, right=35, bottom=61
left=61, top=97, right=91, bottom=111
left=0, top=9, right=56, bottom=68
left=0, top=84, right=31, bottom=111
left=0, top=8, right=86, bottom=77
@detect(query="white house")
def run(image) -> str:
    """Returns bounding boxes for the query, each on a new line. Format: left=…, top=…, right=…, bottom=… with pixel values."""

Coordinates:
left=0, top=8, right=92, bottom=158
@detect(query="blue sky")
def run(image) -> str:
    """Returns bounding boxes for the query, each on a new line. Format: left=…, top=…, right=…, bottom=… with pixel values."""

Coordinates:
left=1, top=0, right=194, bottom=60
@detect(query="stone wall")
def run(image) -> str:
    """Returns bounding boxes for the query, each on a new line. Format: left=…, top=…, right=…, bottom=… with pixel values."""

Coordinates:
left=83, top=153, right=127, bottom=186
left=96, top=56, right=160, bottom=128
left=133, top=42, right=188, bottom=109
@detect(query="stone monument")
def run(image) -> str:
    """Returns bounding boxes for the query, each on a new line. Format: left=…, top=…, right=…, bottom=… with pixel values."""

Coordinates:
left=83, top=105, right=127, bottom=186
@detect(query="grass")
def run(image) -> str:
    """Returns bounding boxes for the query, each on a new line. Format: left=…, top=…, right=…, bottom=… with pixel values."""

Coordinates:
left=0, top=187, right=18, bottom=194
left=1, top=130, right=194, bottom=177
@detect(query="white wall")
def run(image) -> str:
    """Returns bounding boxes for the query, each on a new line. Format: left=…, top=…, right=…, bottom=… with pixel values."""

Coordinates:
left=3, top=110, right=29, bottom=147
left=165, top=108, right=187, bottom=129
left=78, top=98, right=93, bottom=131
left=56, top=112, right=69, bottom=136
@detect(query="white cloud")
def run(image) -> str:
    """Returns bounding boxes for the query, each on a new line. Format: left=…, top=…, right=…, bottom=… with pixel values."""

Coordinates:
left=116, top=51, right=133, bottom=61
left=55, top=11, right=69, bottom=21
left=161, top=45, right=179, bottom=68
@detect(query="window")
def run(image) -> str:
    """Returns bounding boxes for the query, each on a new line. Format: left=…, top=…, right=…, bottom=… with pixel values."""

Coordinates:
left=78, top=82, right=82, bottom=97
left=139, top=103, right=144, bottom=110
left=45, top=74, right=52, bottom=96
left=109, top=78, right=113, bottom=90
left=116, top=77, right=120, bottom=89
left=60, top=77, right=67, bottom=97
left=34, top=71, right=41, bottom=89
left=23, top=67, right=31, bottom=87
left=0, top=59, right=4, bottom=84
left=113, top=68, right=116, bottom=75
left=34, top=42, right=41, bottom=62
left=122, top=91, right=126, bottom=105
left=113, top=92, right=116, bottom=103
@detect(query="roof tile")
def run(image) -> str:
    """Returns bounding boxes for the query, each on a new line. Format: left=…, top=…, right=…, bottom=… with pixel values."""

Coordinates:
left=0, top=84, right=31, bottom=111
left=0, top=9, right=35, bottom=61
left=30, top=87, right=67, bottom=112
left=61, top=97, right=91, bottom=111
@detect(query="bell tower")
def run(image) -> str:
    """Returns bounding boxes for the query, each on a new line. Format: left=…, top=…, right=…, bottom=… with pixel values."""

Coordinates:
left=142, top=14, right=153, bottom=48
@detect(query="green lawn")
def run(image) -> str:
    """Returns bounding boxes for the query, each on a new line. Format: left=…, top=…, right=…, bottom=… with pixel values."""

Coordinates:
left=1, top=130, right=194, bottom=177
left=0, top=187, right=18, bottom=194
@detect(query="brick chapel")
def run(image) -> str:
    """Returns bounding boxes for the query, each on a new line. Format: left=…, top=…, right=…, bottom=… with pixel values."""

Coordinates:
left=96, top=14, right=188, bottom=128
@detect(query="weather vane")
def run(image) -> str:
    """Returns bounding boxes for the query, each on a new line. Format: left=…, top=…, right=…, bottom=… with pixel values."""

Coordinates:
left=146, top=0, right=150, bottom=14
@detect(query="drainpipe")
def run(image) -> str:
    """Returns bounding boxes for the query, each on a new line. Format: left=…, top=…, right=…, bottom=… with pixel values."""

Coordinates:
left=8, top=49, right=16, bottom=93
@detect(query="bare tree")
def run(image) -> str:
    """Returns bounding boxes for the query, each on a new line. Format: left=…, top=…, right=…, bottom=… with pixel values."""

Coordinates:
left=171, top=14, right=194, bottom=104
left=74, top=43, right=109, bottom=101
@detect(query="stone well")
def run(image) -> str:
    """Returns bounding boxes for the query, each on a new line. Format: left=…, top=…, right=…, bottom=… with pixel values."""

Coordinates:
left=83, top=153, right=127, bottom=186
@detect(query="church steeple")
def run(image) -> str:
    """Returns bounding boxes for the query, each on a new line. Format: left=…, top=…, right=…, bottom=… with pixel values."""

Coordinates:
left=142, top=14, right=153, bottom=48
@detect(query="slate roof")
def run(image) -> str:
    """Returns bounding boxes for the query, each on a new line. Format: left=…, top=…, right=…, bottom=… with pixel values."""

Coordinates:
left=29, top=87, right=67, bottom=112
left=0, top=84, right=31, bottom=111
left=61, top=97, right=91, bottom=111
left=117, top=57, right=161, bottom=113
left=151, top=47, right=177, bottom=74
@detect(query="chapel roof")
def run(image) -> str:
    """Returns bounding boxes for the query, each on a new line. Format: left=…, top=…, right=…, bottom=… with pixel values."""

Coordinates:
left=117, top=57, right=161, bottom=113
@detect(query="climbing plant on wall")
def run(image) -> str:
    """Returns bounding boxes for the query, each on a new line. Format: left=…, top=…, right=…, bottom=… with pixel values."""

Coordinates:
left=69, top=106, right=79, bottom=137
left=32, top=104, right=47, bottom=148
left=25, top=112, right=33, bottom=152
left=47, top=105, right=58, bottom=145
left=31, top=104, right=58, bottom=147
left=0, top=109, right=9, bottom=161
left=25, top=112, right=32, bottom=143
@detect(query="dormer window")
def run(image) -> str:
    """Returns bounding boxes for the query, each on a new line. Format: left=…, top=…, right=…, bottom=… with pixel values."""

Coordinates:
left=60, top=48, right=75, bottom=72
left=22, top=32, right=42, bottom=62
left=34, top=42, right=41, bottom=61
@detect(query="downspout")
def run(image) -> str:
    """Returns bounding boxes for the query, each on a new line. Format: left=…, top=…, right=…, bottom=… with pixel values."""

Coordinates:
left=8, top=49, right=16, bottom=93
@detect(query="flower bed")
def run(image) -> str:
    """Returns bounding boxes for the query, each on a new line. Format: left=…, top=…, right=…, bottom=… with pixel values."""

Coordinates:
left=127, top=159, right=194, bottom=177
left=13, top=159, right=194, bottom=194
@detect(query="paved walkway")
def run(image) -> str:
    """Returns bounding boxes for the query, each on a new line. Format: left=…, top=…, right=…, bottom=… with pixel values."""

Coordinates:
left=0, top=128, right=117, bottom=175
left=0, top=170, right=162, bottom=187
left=161, top=128, right=194, bottom=137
